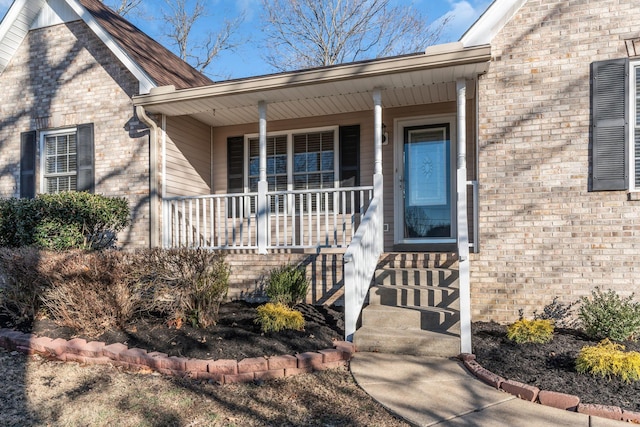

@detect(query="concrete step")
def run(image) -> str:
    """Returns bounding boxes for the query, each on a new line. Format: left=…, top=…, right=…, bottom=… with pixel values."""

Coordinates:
left=378, top=253, right=458, bottom=269
left=361, top=304, right=460, bottom=333
left=373, top=267, right=459, bottom=287
left=353, top=325, right=460, bottom=357
left=368, top=284, right=460, bottom=309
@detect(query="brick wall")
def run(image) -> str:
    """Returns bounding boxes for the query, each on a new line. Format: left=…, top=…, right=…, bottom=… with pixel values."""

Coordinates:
left=472, top=0, right=640, bottom=322
left=224, top=252, right=345, bottom=306
left=0, top=21, right=150, bottom=248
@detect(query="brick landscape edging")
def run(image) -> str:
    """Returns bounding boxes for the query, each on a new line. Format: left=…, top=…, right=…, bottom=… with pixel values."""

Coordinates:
left=0, top=328, right=356, bottom=384
left=459, top=353, right=640, bottom=422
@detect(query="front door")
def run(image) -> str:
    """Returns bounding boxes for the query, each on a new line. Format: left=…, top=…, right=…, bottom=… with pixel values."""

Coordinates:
left=397, top=121, right=456, bottom=245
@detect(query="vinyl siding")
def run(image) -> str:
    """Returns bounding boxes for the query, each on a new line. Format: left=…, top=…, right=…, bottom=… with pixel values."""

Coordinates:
left=164, top=115, right=211, bottom=197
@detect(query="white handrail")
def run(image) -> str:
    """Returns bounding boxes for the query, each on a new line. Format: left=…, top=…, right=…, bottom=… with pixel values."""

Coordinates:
left=343, top=195, right=383, bottom=342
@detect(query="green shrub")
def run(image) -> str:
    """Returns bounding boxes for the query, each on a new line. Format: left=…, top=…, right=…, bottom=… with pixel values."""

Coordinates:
left=255, top=302, right=305, bottom=333
left=0, top=192, right=130, bottom=251
left=265, top=264, right=309, bottom=308
left=579, top=288, right=640, bottom=341
left=507, top=318, right=555, bottom=344
left=576, top=339, right=640, bottom=383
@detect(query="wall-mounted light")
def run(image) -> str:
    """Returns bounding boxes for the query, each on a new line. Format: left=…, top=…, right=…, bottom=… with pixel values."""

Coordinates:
left=382, top=123, right=388, bottom=145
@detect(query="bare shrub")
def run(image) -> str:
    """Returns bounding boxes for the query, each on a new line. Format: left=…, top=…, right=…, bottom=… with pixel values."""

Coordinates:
left=0, top=247, right=51, bottom=325
left=40, top=251, right=150, bottom=335
left=140, top=248, right=230, bottom=328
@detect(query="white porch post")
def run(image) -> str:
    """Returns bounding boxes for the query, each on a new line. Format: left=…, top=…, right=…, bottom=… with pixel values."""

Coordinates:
left=373, top=89, right=384, bottom=251
left=257, top=101, right=268, bottom=254
left=456, top=78, right=472, bottom=354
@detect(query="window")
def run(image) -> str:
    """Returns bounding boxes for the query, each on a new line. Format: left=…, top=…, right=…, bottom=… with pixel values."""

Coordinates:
left=20, top=123, right=94, bottom=198
left=42, top=130, right=78, bottom=193
left=634, top=64, right=640, bottom=190
left=245, top=127, right=338, bottom=193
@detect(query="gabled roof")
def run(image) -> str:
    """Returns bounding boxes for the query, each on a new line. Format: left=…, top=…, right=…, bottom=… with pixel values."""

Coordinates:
left=460, top=0, right=528, bottom=47
left=0, top=0, right=212, bottom=93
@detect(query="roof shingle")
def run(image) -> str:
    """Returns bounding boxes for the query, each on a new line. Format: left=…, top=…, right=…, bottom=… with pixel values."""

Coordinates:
left=78, top=0, right=213, bottom=90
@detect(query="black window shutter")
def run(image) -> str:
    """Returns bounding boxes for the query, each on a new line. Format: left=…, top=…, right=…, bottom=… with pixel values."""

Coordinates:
left=227, top=136, right=244, bottom=192
left=227, top=136, right=244, bottom=217
left=76, top=123, right=95, bottom=193
left=339, top=125, right=360, bottom=187
left=591, top=58, right=628, bottom=191
left=20, top=131, right=37, bottom=199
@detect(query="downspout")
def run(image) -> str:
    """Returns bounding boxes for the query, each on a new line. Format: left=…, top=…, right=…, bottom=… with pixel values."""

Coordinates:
left=135, top=106, right=159, bottom=248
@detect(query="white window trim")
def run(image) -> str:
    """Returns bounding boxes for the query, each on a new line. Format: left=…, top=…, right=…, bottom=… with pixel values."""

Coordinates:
left=39, top=127, right=77, bottom=194
left=243, top=125, right=340, bottom=193
left=630, top=60, right=640, bottom=192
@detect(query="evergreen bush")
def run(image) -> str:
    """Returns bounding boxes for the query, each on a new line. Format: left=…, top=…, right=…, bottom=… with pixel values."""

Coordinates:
left=576, top=339, right=640, bottom=383
left=255, top=302, right=305, bottom=333
left=265, top=264, right=309, bottom=307
left=506, top=318, right=555, bottom=344
left=579, top=288, right=640, bottom=341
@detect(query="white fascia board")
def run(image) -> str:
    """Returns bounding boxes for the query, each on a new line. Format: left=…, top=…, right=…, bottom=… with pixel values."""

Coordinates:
left=64, top=0, right=156, bottom=94
left=460, top=0, right=528, bottom=47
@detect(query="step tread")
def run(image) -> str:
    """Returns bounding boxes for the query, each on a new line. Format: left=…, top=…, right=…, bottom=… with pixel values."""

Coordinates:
left=355, top=325, right=460, bottom=339
left=363, top=303, right=458, bottom=315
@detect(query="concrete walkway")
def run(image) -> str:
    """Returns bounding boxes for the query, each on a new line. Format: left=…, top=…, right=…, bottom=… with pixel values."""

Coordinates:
left=350, top=352, right=627, bottom=427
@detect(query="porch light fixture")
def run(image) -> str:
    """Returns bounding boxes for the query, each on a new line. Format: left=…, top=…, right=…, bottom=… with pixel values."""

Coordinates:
left=382, top=123, right=388, bottom=145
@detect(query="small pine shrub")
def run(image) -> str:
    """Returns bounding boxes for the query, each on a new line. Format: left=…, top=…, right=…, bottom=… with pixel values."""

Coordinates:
left=579, top=288, right=640, bottom=341
left=534, top=296, right=578, bottom=328
left=255, top=302, right=305, bottom=333
left=576, top=339, right=640, bottom=383
left=265, top=264, right=309, bottom=308
left=506, top=318, right=555, bottom=344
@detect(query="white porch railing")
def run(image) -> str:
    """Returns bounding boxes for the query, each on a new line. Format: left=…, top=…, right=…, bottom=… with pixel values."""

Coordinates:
left=343, top=194, right=383, bottom=342
left=162, top=186, right=374, bottom=250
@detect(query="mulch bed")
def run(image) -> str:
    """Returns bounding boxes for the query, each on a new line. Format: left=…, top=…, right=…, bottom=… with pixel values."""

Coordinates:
left=2, top=301, right=345, bottom=361
left=5, top=305, right=640, bottom=413
left=473, top=321, right=640, bottom=411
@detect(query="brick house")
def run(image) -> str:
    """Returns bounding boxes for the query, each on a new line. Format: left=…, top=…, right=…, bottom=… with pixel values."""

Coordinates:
left=2, top=0, right=640, bottom=355
left=0, top=0, right=211, bottom=247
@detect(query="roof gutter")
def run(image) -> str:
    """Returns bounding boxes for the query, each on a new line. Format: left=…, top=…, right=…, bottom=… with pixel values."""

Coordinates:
left=133, top=44, right=491, bottom=108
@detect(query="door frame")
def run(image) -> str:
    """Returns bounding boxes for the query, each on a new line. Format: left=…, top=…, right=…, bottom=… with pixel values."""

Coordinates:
left=393, top=114, right=457, bottom=247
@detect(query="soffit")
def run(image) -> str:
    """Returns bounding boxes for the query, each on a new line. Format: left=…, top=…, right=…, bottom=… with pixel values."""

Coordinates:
left=134, top=46, right=491, bottom=127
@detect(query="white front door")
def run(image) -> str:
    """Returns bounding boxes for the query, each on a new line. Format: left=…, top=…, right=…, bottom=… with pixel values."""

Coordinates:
left=395, top=117, right=456, bottom=245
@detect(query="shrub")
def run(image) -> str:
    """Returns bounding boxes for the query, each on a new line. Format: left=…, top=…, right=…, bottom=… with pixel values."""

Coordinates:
left=39, top=250, right=150, bottom=335
left=141, top=249, right=230, bottom=328
left=506, top=318, right=554, bottom=344
left=576, top=339, right=640, bottom=383
left=0, top=192, right=130, bottom=251
left=255, top=302, right=305, bottom=333
left=534, top=296, right=578, bottom=329
left=0, top=247, right=51, bottom=325
left=579, top=288, right=640, bottom=341
left=265, top=264, right=309, bottom=308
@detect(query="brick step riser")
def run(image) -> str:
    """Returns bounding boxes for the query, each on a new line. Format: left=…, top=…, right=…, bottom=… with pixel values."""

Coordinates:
left=377, top=253, right=459, bottom=270
left=361, top=307, right=460, bottom=332
left=373, top=270, right=459, bottom=287
left=368, top=286, right=460, bottom=310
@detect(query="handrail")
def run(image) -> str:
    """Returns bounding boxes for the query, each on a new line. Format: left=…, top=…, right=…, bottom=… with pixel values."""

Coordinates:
left=343, top=194, right=383, bottom=342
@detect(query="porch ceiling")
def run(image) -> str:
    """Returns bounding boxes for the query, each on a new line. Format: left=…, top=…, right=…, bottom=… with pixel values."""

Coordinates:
left=133, top=43, right=491, bottom=127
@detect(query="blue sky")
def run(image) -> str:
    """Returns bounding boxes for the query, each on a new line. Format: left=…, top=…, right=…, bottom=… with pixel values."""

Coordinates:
left=0, top=0, right=492, bottom=79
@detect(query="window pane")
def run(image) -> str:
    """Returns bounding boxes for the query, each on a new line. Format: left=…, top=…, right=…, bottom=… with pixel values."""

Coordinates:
left=275, top=155, right=287, bottom=174
left=307, top=152, right=318, bottom=171
left=294, top=153, right=306, bottom=172
left=321, top=151, right=333, bottom=170
left=322, top=173, right=334, bottom=187
left=249, top=157, right=259, bottom=176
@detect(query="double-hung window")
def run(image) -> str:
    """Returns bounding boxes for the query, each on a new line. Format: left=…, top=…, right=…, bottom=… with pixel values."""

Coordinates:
left=42, top=129, right=78, bottom=193
left=244, top=127, right=338, bottom=212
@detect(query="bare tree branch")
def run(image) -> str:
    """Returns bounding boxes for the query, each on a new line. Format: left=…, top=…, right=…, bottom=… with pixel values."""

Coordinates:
left=101, top=0, right=142, bottom=17
left=261, top=0, right=450, bottom=72
left=161, top=0, right=246, bottom=75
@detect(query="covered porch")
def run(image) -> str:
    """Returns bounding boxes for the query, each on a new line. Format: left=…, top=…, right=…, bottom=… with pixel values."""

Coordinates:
left=133, top=42, right=490, bottom=350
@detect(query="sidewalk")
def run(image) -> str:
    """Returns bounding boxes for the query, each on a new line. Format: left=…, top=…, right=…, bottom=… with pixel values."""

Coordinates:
left=350, top=352, right=627, bottom=426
